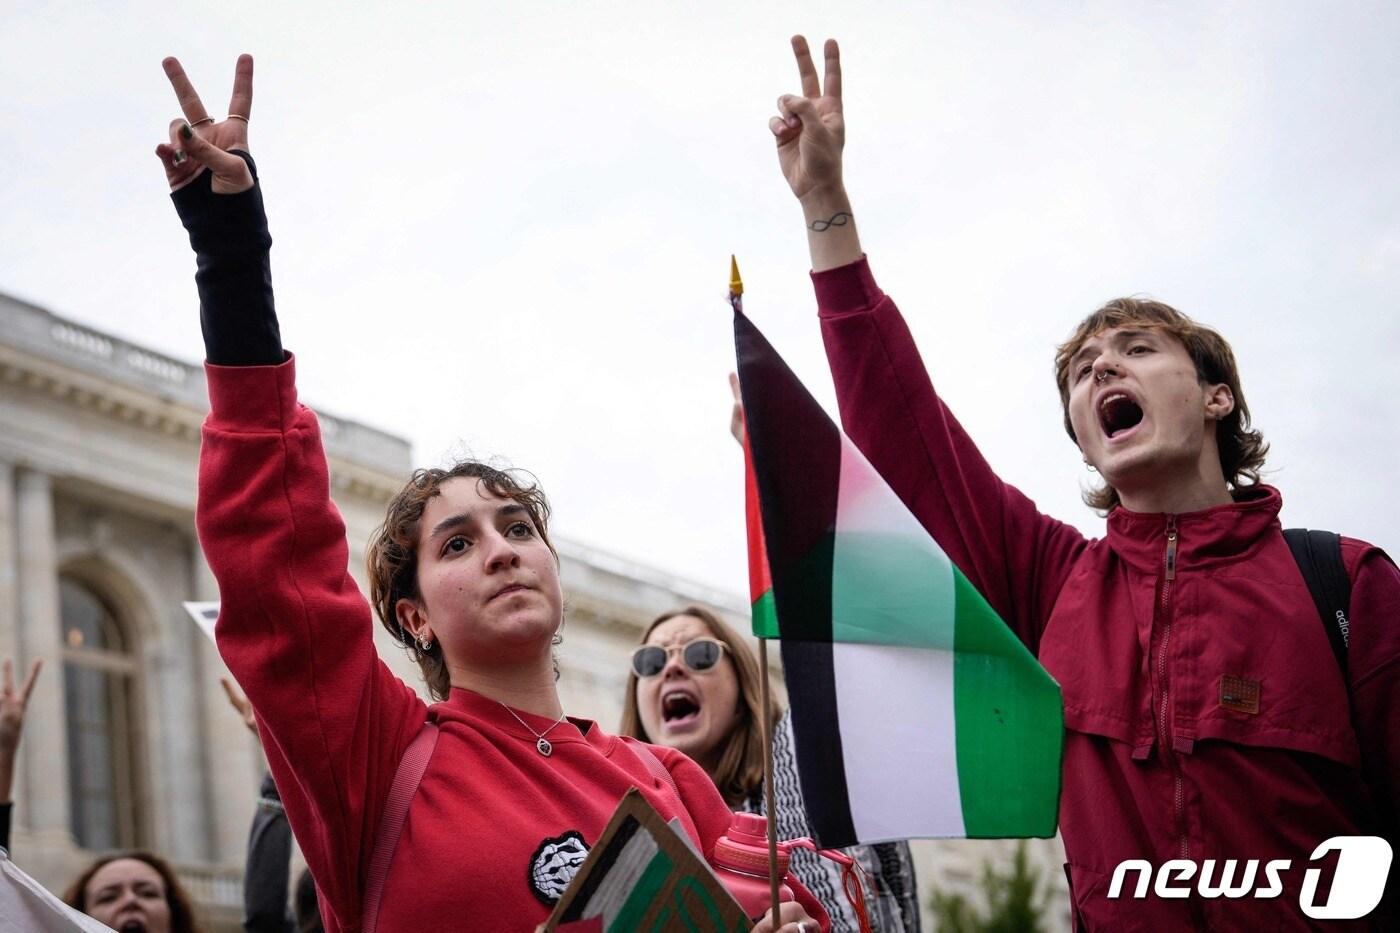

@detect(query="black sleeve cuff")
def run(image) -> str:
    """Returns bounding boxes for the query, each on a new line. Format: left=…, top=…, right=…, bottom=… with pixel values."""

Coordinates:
left=171, top=151, right=284, bottom=366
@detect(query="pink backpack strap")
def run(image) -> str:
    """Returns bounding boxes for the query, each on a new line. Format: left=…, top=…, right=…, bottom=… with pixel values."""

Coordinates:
left=621, top=736, right=679, bottom=799
left=362, top=721, right=440, bottom=933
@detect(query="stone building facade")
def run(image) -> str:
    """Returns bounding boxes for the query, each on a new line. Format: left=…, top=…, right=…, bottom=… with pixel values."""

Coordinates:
left=0, top=290, right=1068, bottom=930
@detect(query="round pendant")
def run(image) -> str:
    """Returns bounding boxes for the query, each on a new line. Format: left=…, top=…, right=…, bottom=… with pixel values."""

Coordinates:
left=536, top=737, right=553, bottom=757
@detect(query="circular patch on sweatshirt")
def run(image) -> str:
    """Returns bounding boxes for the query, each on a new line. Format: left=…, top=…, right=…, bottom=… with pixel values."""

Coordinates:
left=528, top=829, right=590, bottom=906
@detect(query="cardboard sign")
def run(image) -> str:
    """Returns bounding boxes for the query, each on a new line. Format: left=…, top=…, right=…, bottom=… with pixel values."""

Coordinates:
left=542, top=788, right=749, bottom=932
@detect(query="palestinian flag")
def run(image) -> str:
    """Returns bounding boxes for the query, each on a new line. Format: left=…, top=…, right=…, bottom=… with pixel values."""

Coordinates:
left=735, top=310, right=1062, bottom=846
left=547, top=789, right=748, bottom=931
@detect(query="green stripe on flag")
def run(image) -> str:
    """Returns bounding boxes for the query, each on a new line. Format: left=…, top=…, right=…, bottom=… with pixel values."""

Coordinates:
left=751, top=589, right=779, bottom=639
left=831, top=531, right=955, bottom=648
left=607, top=848, right=676, bottom=933
left=951, top=570, right=1063, bottom=837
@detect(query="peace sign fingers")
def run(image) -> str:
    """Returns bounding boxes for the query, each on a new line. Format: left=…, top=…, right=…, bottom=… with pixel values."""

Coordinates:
left=1, top=657, right=41, bottom=705
left=822, top=39, right=842, bottom=101
left=770, top=37, right=848, bottom=204
left=162, top=56, right=213, bottom=126
left=0, top=657, right=42, bottom=752
left=790, top=36, right=842, bottom=102
left=227, top=53, right=254, bottom=123
left=792, top=35, right=822, bottom=98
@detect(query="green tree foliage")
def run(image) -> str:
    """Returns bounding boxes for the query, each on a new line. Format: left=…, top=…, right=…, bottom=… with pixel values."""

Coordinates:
left=928, top=841, right=1052, bottom=933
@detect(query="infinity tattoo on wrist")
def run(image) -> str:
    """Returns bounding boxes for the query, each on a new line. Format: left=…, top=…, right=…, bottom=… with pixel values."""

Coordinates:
left=808, top=211, right=852, bottom=232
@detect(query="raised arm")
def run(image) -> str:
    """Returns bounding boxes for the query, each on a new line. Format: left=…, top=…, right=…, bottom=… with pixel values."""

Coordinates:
left=156, top=57, right=424, bottom=931
left=767, top=38, right=1088, bottom=647
left=156, top=55, right=283, bottom=367
left=769, top=37, right=863, bottom=274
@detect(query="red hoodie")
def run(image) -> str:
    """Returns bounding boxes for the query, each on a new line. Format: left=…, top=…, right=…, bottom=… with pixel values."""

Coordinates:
left=812, top=257, right=1399, bottom=931
left=196, top=356, right=830, bottom=933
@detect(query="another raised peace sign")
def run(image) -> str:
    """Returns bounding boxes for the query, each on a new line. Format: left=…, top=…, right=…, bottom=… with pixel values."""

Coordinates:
left=0, top=657, right=42, bottom=756
left=154, top=54, right=256, bottom=195
left=769, top=36, right=845, bottom=202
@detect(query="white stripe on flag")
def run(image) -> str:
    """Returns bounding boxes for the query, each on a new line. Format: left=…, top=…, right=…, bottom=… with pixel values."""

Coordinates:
left=583, top=821, right=660, bottom=926
left=833, top=641, right=966, bottom=840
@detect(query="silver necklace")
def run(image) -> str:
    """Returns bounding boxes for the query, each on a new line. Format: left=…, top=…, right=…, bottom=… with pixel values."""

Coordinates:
left=498, top=701, right=569, bottom=757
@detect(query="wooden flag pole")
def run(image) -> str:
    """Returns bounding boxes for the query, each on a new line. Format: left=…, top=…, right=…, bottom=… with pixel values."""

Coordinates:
left=730, top=255, right=781, bottom=923
left=759, top=638, right=781, bottom=923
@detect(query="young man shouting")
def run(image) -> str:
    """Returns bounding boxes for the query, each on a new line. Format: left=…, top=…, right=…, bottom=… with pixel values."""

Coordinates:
left=766, top=35, right=1398, bottom=931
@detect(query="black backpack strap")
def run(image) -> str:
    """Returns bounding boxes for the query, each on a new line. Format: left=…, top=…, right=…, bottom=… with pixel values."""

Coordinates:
left=1283, top=528, right=1352, bottom=675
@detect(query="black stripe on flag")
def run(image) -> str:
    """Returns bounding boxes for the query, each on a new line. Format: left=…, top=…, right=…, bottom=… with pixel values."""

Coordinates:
left=557, top=814, right=641, bottom=921
left=734, top=310, right=855, bottom=846
left=733, top=311, right=841, bottom=642
left=781, top=638, right=857, bottom=848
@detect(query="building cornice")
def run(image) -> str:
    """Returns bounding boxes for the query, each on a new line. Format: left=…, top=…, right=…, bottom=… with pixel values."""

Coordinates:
left=1, top=292, right=751, bottom=611
left=1, top=292, right=412, bottom=503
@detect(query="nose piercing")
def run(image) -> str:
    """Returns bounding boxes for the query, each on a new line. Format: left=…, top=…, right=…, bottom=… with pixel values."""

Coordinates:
left=1095, top=369, right=1110, bottom=384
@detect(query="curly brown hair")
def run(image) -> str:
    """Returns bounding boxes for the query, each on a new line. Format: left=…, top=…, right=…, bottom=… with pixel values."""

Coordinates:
left=366, top=461, right=557, bottom=701
left=618, top=606, right=781, bottom=808
left=1053, top=297, right=1268, bottom=512
left=63, top=851, right=206, bottom=933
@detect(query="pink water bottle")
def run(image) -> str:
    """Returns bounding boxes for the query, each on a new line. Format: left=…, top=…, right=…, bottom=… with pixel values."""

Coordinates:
left=712, top=812, right=798, bottom=919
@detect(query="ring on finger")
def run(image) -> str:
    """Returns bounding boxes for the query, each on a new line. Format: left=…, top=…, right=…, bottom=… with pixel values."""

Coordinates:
left=225, top=114, right=249, bottom=123
left=189, top=116, right=215, bottom=127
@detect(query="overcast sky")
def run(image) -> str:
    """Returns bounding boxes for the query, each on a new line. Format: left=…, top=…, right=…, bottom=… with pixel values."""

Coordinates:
left=3, top=1, right=1398, bottom=597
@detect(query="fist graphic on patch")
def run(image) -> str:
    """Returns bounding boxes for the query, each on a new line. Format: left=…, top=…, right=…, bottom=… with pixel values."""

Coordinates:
left=528, top=830, right=590, bottom=905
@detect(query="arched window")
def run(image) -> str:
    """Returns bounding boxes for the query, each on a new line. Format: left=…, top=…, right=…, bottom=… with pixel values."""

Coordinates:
left=60, top=578, right=142, bottom=850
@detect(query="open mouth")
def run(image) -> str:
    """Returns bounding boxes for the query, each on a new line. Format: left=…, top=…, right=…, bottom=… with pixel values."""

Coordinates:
left=1098, top=392, right=1144, bottom=439
left=117, top=919, right=148, bottom=933
left=661, top=688, right=701, bottom=728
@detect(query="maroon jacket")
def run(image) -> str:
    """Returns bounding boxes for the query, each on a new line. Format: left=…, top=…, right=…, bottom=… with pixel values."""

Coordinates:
left=812, top=257, right=1399, bottom=931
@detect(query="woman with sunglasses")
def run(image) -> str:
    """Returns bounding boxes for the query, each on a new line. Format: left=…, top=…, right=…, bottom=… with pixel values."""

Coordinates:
left=153, top=55, right=826, bottom=933
left=621, top=608, right=923, bottom=931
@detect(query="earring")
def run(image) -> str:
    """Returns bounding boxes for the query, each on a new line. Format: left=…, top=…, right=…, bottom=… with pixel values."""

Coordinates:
left=419, top=637, right=433, bottom=652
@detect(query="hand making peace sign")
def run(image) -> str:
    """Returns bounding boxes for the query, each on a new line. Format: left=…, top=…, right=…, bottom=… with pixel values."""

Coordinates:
left=154, top=54, right=256, bottom=195
left=0, top=658, right=42, bottom=757
left=770, top=36, right=845, bottom=203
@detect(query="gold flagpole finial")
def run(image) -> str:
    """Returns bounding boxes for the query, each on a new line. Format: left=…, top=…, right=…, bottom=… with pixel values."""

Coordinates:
left=729, top=255, right=744, bottom=297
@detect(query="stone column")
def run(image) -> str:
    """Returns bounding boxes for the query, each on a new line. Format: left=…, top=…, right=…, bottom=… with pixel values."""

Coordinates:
left=15, top=468, right=72, bottom=841
left=0, top=461, right=17, bottom=668
left=192, top=546, right=261, bottom=865
left=0, top=461, right=19, bottom=836
left=152, top=587, right=214, bottom=863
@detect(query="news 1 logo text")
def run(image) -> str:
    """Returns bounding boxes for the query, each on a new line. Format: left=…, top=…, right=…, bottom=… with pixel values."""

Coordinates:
left=1107, top=836, right=1393, bottom=920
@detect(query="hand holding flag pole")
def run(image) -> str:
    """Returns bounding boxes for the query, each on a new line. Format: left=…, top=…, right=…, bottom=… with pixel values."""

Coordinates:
left=728, top=256, right=783, bottom=925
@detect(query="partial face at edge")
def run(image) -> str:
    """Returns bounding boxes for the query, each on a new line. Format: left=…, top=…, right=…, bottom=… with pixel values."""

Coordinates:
left=1066, top=326, right=1234, bottom=497
left=635, top=615, right=742, bottom=774
left=83, top=858, right=171, bottom=933
left=399, top=477, right=563, bottom=672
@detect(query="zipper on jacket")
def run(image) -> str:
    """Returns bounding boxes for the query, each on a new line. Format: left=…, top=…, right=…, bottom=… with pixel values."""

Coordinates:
left=1164, top=521, right=1178, bottom=582
left=1156, top=516, right=1189, bottom=860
